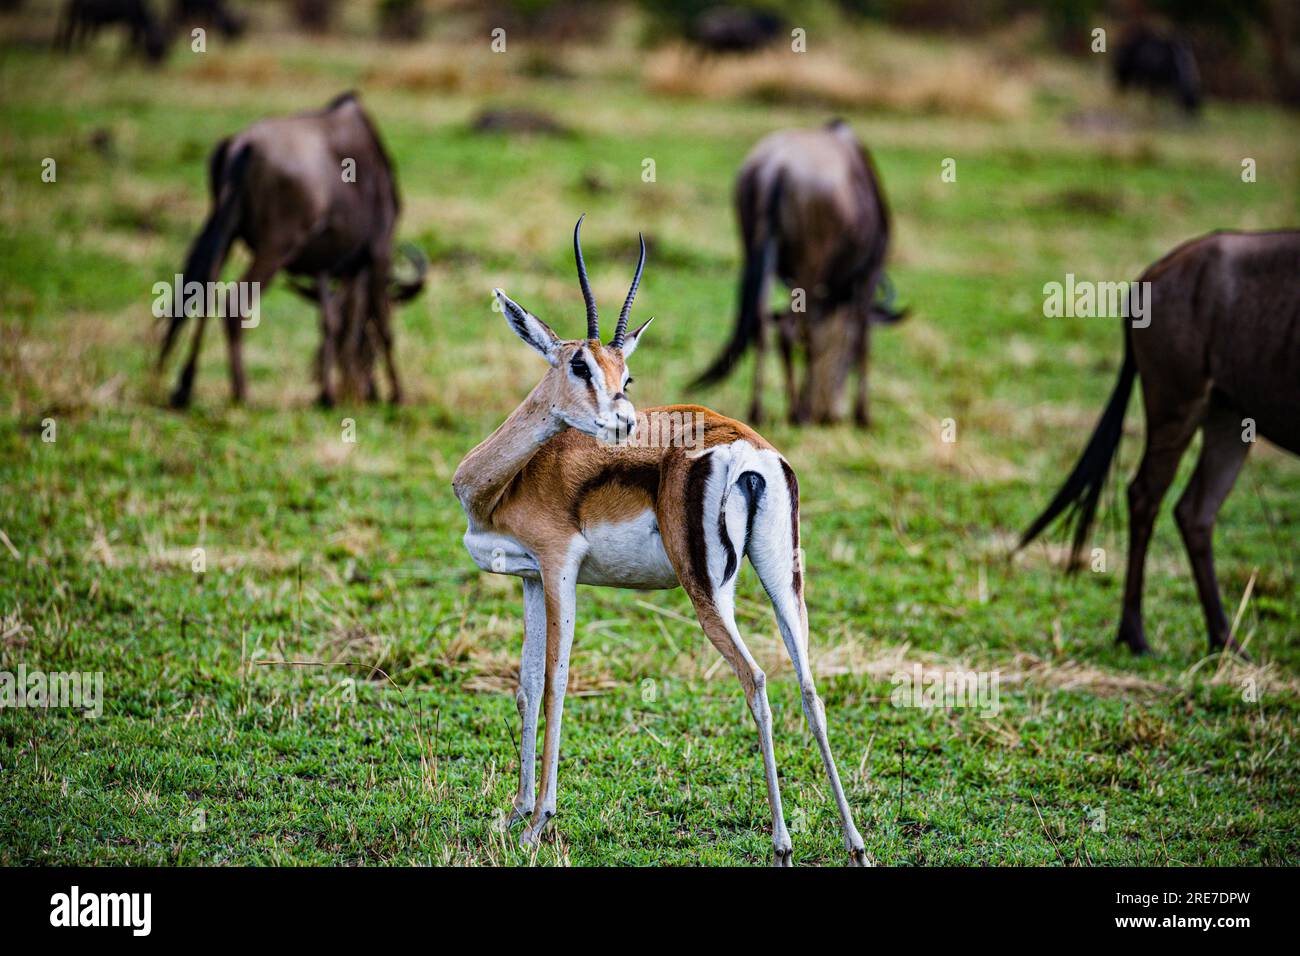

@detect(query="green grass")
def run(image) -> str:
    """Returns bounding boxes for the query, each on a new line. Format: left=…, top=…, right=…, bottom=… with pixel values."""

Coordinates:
left=1, top=6, right=1298, bottom=866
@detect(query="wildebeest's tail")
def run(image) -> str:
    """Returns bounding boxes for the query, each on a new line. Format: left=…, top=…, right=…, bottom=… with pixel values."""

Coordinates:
left=1018, top=329, right=1137, bottom=568
left=159, top=144, right=250, bottom=366
left=691, top=172, right=783, bottom=389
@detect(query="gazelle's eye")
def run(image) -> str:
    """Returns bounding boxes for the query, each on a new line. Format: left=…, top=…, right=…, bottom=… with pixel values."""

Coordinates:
left=569, top=357, right=591, bottom=381
left=623, top=378, right=633, bottom=391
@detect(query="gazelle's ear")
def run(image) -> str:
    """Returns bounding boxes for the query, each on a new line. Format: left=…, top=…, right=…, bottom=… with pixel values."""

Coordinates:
left=619, top=317, right=653, bottom=359
left=495, top=289, right=560, bottom=366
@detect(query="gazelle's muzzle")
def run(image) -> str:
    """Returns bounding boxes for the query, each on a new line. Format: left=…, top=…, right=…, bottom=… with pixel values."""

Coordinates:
left=594, top=398, right=636, bottom=444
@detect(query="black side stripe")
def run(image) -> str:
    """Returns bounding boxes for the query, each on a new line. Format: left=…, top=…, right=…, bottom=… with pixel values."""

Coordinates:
left=569, top=462, right=661, bottom=528
left=685, top=454, right=714, bottom=588
left=717, top=499, right=736, bottom=584
left=718, top=471, right=766, bottom=585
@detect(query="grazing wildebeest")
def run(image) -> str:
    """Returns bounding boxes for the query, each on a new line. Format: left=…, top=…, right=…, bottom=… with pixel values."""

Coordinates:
left=58, top=0, right=169, bottom=63
left=1113, top=24, right=1201, bottom=114
left=161, top=91, right=424, bottom=408
left=170, top=0, right=245, bottom=39
left=692, top=120, right=905, bottom=426
left=1020, top=230, right=1299, bottom=655
left=689, top=5, right=785, bottom=55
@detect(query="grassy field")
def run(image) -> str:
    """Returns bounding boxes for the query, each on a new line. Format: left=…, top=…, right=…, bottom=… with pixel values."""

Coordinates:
left=1, top=4, right=1298, bottom=866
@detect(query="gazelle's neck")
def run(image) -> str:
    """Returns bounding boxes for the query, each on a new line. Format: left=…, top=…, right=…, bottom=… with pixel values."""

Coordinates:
left=453, top=381, right=565, bottom=528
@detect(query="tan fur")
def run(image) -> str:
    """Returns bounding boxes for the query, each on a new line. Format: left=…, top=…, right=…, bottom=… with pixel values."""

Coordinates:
left=484, top=405, right=766, bottom=555
left=455, top=240, right=867, bottom=861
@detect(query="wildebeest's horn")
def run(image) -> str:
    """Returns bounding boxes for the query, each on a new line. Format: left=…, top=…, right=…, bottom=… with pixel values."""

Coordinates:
left=611, top=233, right=645, bottom=350
left=574, top=214, right=598, bottom=339
left=389, top=243, right=428, bottom=303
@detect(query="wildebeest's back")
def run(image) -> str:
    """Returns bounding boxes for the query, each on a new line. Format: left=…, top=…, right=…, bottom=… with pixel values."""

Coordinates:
left=223, top=95, right=398, bottom=276
left=741, top=126, right=887, bottom=301
left=1137, top=230, right=1300, bottom=453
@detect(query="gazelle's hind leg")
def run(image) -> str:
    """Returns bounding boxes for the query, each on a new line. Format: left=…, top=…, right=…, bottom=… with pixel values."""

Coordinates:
left=686, top=570, right=792, bottom=867
left=745, top=458, right=869, bottom=866
left=663, top=450, right=792, bottom=866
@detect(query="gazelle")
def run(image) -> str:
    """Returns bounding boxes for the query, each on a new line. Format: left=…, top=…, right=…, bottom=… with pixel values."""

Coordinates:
left=453, top=217, right=868, bottom=865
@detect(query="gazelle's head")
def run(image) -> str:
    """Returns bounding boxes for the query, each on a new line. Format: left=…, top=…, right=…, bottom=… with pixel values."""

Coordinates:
left=494, top=216, right=652, bottom=444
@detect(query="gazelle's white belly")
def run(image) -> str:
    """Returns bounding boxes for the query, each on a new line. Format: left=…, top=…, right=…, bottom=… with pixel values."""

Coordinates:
left=578, top=510, right=680, bottom=590
left=462, top=510, right=679, bottom=591
left=463, top=528, right=541, bottom=579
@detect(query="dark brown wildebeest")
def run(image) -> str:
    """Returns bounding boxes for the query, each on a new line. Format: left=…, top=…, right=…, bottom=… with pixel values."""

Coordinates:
left=170, top=0, right=245, bottom=39
left=693, top=120, right=904, bottom=426
left=688, top=6, right=784, bottom=55
left=161, top=91, right=424, bottom=408
left=1113, top=24, right=1201, bottom=114
left=1020, top=230, right=1299, bottom=655
left=58, top=0, right=169, bottom=63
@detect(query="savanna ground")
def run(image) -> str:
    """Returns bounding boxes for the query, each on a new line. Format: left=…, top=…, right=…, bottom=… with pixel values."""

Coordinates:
left=1, top=2, right=1297, bottom=866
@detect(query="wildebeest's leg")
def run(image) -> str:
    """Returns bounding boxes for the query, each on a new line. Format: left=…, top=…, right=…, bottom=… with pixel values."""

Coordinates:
left=316, top=274, right=340, bottom=407
left=794, top=308, right=814, bottom=425
left=326, top=276, right=357, bottom=401
left=368, top=266, right=403, bottom=404
left=776, top=309, right=799, bottom=424
left=1174, top=397, right=1252, bottom=654
left=221, top=311, right=249, bottom=404
left=1118, top=400, right=1204, bottom=654
left=223, top=247, right=291, bottom=404
left=789, top=304, right=822, bottom=425
left=340, top=274, right=371, bottom=402
left=170, top=314, right=210, bottom=408
left=750, top=308, right=768, bottom=424
left=508, top=576, right=546, bottom=826
left=802, top=304, right=855, bottom=424
left=852, top=285, right=873, bottom=427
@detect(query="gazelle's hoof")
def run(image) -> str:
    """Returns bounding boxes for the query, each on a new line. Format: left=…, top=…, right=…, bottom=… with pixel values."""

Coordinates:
left=505, top=804, right=530, bottom=829
left=848, top=846, right=872, bottom=867
left=518, top=809, right=554, bottom=847
left=772, top=845, right=793, bottom=867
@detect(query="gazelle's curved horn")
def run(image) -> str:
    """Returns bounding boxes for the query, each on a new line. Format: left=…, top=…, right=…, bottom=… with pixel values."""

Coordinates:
left=574, top=214, right=598, bottom=339
left=611, top=233, right=645, bottom=350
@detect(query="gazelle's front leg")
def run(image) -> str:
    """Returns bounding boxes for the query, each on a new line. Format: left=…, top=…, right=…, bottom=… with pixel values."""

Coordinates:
left=508, top=576, right=546, bottom=826
left=521, top=541, right=587, bottom=847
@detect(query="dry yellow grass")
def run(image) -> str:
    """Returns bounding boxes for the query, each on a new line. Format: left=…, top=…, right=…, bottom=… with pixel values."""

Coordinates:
left=644, top=43, right=1030, bottom=120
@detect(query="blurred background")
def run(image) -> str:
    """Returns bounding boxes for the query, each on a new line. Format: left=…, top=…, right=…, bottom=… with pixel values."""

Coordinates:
left=1, top=0, right=1298, bottom=865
